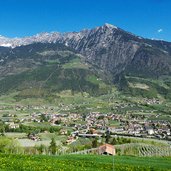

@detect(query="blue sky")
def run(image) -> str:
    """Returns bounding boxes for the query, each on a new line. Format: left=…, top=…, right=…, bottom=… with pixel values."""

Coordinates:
left=0, top=0, right=171, bottom=41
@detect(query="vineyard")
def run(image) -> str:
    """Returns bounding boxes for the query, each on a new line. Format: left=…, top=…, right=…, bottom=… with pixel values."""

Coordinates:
left=0, top=153, right=171, bottom=171
left=115, top=143, right=171, bottom=157
left=71, top=143, right=171, bottom=157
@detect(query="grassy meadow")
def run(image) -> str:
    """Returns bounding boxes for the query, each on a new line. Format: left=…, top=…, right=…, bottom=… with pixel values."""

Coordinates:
left=0, top=154, right=171, bottom=171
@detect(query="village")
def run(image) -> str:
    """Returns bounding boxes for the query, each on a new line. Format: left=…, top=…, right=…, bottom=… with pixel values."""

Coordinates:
left=1, top=103, right=171, bottom=145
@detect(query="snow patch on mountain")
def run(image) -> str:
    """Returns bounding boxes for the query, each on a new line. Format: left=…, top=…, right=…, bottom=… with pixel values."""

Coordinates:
left=0, top=43, right=12, bottom=47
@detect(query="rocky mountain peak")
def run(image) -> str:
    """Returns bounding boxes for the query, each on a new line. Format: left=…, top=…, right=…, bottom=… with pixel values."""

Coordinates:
left=103, top=23, right=118, bottom=29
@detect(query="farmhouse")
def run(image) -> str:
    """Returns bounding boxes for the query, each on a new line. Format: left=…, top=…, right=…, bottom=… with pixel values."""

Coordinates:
left=98, top=144, right=115, bottom=155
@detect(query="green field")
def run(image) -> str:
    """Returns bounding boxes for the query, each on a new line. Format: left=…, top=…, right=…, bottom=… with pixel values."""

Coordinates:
left=0, top=154, right=171, bottom=171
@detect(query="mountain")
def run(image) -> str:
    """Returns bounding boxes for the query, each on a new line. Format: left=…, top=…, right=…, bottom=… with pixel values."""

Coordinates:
left=1, top=24, right=171, bottom=79
left=0, top=42, right=112, bottom=100
left=0, top=23, right=171, bottom=99
left=58, top=24, right=171, bottom=80
left=0, top=32, right=61, bottom=48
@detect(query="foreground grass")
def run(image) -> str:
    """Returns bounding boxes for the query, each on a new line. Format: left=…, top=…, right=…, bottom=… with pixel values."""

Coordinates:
left=0, top=154, right=171, bottom=171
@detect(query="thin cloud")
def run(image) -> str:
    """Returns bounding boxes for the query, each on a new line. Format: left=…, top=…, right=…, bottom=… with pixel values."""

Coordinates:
left=157, top=29, right=163, bottom=33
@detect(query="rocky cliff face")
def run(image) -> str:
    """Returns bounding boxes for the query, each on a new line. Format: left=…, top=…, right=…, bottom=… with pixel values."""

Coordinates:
left=0, top=23, right=171, bottom=82
left=58, top=24, right=171, bottom=80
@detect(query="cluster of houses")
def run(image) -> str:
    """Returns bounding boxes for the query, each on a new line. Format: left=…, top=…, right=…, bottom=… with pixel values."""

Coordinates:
left=108, top=119, right=171, bottom=139
left=1, top=103, right=171, bottom=142
left=68, top=112, right=171, bottom=141
left=42, top=111, right=171, bottom=142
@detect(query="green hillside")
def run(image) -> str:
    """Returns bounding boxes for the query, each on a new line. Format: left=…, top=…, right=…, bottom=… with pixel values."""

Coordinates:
left=0, top=43, right=171, bottom=118
left=0, top=53, right=112, bottom=98
left=0, top=42, right=171, bottom=103
left=124, top=75, right=171, bottom=99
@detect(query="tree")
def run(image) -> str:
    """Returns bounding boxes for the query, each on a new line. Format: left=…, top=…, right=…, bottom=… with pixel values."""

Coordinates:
left=36, top=144, right=45, bottom=154
left=0, top=125, right=5, bottom=136
left=111, top=138, right=117, bottom=145
left=105, top=129, right=110, bottom=143
left=49, top=138, right=57, bottom=155
left=92, top=138, right=98, bottom=148
left=105, top=134, right=110, bottom=143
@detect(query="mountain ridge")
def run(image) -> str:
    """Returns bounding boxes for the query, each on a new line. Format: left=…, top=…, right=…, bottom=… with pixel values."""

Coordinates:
left=0, top=23, right=171, bottom=97
left=0, top=23, right=170, bottom=48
